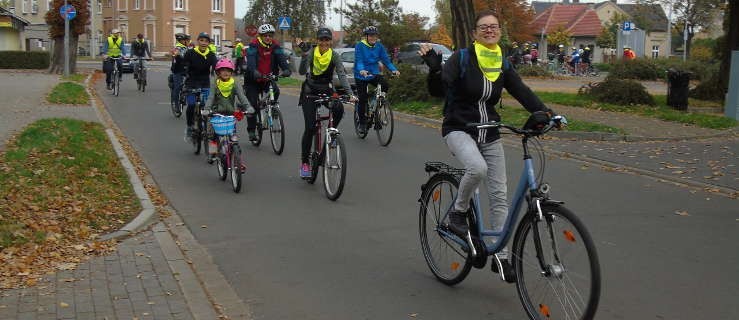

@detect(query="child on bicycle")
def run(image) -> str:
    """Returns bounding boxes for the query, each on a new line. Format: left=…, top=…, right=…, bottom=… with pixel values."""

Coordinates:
left=203, top=58, right=252, bottom=155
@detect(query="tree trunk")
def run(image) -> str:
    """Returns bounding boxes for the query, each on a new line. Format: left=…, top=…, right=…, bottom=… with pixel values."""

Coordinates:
left=719, top=0, right=738, bottom=92
left=450, top=0, right=475, bottom=50
left=49, top=37, right=63, bottom=74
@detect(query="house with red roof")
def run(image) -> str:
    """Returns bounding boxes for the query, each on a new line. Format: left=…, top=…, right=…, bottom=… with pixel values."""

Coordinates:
left=530, top=3, right=604, bottom=62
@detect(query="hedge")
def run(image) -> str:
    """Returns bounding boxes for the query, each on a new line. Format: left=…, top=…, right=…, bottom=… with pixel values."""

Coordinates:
left=0, top=51, right=50, bottom=69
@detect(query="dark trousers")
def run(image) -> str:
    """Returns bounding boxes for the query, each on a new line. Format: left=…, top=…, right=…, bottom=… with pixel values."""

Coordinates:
left=234, top=57, right=244, bottom=75
left=103, top=58, right=123, bottom=85
left=355, top=76, right=388, bottom=124
left=300, top=83, right=343, bottom=163
left=245, top=81, right=280, bottom=131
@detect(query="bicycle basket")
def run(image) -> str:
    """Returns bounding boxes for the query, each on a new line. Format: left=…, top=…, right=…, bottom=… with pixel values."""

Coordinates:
left=210, top=115, right=236, bottom=135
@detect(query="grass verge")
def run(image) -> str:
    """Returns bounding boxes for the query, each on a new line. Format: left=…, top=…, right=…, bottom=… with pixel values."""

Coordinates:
left=47, top=81, right=89, bottom=104
left=0, top=118, right=139, bottom=288
left=393, top=100, right=624, bottom=134
left=62, top=73, right=87, bottom=83
left=278, top=77, right=302, bottom=87
left=507, top=91, right=737, bottom=130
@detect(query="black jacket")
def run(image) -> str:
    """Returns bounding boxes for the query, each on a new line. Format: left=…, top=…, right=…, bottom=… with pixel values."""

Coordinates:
left=132, top=39, right=151, bottom=57
left=183, top=48, right=217, bottom=87
left=428, top=45, right=550, bottom=143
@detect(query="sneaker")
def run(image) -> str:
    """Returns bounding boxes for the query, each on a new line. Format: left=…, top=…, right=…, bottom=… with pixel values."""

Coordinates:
left=448, top=209, right=469, bottom=237
left=300, top=163, right=311, bottom=178
left=248, top=130, right=257, bottom=142
left=491, top=251, right=517, bottom=283
left=133, top=73, right=138, bottom=80
left=106, top=83, right=112, bottom=90
left=358, top=123, right=368, bottom=135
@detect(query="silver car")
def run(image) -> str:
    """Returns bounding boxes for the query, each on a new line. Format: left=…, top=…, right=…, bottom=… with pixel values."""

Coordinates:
left=332, top=47, right=356, bottom=91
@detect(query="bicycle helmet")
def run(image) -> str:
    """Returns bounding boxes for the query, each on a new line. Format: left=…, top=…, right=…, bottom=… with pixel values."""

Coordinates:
left=363, top=26, right=379, bottom=35
left=111, top=28, right=120, bottom=34
left=258, top=24, right=276, bottom=34
left=197, top=32, right=210, bottom=40
left=175, top=33, right=190, bottom=41
left=316, top=27, right=332, bottom=39
left=215, top=58, right=235, bottom=71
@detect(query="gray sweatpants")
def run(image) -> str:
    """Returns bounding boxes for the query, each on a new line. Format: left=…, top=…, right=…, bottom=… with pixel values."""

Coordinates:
left=444, top=131, right=508, bottom=231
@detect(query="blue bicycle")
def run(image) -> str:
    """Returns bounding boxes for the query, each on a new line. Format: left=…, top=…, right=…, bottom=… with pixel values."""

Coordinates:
left=418, top=117, right=601, bottom=320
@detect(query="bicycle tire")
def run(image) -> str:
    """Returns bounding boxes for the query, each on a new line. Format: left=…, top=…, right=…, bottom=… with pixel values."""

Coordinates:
left=269, top=106, right=285, bottom=155
left=353, top=104, right=368, bottom=139
left=419, top=173, right=473, bottom=285
left=141, top=68, right=147, bottom=92
left=230, top=144, right=242, bottom=193
left=251, top=109, right=264, bottom=146
left=512, top=204, right=601, bottom=320
left=192, top=113, right=203, bottom=155
left=375, top=99, right=394, bottom=146
left=113, top=71, right=120, bottom=96
left=322, top=133, right=346, bottom=201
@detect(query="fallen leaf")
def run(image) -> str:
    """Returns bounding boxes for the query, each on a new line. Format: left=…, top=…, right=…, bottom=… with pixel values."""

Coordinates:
left=409, top=313, right=418, bottom=317
left=59, top=302, right=69, bottom=308
left=201, top=225, right=207, bottom=228
left=674, top=210, right=690, bottom=216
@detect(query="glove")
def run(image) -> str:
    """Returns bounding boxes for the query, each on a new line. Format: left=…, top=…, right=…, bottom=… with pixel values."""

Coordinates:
left=280, top=70, right=291, bottom=78
left=233, top=110, right=244, bottom=121
left=421, top=49, right=442, bottom=72
left=523, top=111, right=552, bottom=131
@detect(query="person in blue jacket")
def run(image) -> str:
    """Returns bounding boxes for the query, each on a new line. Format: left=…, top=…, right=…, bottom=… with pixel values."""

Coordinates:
left=354, top=26, right=400, bottom=135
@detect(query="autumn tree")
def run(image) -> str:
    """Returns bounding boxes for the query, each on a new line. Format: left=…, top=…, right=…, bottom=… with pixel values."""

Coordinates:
left=430, top=24, right=453, bottom=47
left=45, top=0, right=90, bottom=74
left=546, top=25, right=573, bottom=48
left=596, top=12, right=628, bottom=49
left=0, top=0, right=12, bottom=8
left=337, top=0, right=428, bottom=51
left=244, top=0, right=327, bottom=39
left=448, top=0, right=475, bottom=49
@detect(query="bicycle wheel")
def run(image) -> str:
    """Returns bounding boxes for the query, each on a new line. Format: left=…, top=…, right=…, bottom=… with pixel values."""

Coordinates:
left=192, top=116, right=203, bottom=155
left=375, top=99, right=394, bottom=146
left=512, top=204, right=601, bottom=320
left=306, top=149, right=320, bottom=185
left=230, top=144, right=243, bottom=193
left=419, top=173, right=472, bottom=285
left=113, top=71, right=120, bottom=96
left=269, top=106, right=285, bottom=155
left=174, top=93, right=185, bottom=118
left=353, top=104, right=368, bottom=139
left=216, top=152, right=227, bottom=181
left=251, top=110, right=263, bottom=146
left=322, top=133, right=346, bottom=201
left=141, top=68, right=147, bottom=92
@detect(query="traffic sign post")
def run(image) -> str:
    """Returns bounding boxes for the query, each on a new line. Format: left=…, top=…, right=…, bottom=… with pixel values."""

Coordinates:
left=278, top=17, right=291, bottom=30
left=60, top=2, right=76, bottom=77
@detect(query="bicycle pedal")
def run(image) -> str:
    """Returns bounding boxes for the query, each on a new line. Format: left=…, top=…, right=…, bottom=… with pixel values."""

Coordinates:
left=492, top=253, right=517, bottom=283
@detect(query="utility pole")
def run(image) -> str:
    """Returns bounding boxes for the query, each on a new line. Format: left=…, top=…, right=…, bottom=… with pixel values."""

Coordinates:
left=339, top=0, right=344, bottom=46
left=64, top=0, right=70, bottom=77
left=90, top=0, right=97, bottom=57
left=665, top=3, right=671, bottom=58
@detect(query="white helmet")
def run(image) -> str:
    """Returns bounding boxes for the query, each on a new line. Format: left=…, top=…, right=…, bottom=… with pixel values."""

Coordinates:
left=111, top=28, right=120, bottom=34
left=258, top=24, right=276, bottom=34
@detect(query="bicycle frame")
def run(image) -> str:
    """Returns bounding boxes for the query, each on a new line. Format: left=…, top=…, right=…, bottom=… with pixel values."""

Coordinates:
left=436, top=136, right=541, bottom=256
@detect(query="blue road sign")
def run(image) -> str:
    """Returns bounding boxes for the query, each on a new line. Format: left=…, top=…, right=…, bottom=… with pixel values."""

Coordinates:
left=278, top=16, right=291, bottom=30
left=60, top=4, right=76, bottom=20
left=623, top=21, right=633, bottom=31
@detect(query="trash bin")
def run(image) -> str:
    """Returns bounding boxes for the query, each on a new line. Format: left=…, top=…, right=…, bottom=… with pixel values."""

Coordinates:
left=667, top=68, right=691, bottom=111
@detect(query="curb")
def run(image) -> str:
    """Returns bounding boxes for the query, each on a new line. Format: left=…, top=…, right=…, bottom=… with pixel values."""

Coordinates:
left=393, top=110, right=738, bottom=198
left=84, top=74, right=158, bottom=241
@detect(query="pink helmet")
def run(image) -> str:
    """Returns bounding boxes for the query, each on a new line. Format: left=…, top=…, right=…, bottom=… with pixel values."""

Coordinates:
left=215, top=58, right=235, bottom=71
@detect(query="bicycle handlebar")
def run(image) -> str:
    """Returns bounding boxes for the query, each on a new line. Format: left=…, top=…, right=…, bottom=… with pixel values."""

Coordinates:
left=467, top=115, right=568, bottom=136
left=306, top=93, right=351, bottom=104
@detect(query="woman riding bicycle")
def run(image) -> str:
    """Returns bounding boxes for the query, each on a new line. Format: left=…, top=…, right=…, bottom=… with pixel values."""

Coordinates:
left=203, top=58, right=251, bottom=159
left=419, top=10, right=557, bottom=255
left=354, top=25, right=400, bottom=135
left=295, top=28, right=356, bottom=179
left=182, top=32, right=218, bottom=141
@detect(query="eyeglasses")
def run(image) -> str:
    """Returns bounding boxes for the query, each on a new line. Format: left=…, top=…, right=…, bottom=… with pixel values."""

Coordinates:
left=476, top=24, right=500, bottom=31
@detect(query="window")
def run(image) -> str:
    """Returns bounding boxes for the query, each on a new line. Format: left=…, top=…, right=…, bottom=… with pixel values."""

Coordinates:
left=47, top=0, right=53, bottom=11
left=134, top=0, right=140, bottom=9
left=31, top=0, right=38, bottom=14
left=651, top=45, right=659, bottom=59
left=118, top=0, right=127, bottom=10
left=212, top=27, right=222, bottom=47
left=22, top=0, right=28, bottom=13
left=98, top=0, right=103, bottom=13
left=212, top=0, right=222, bottom=12
left=174, top=0, right=184, bottom=10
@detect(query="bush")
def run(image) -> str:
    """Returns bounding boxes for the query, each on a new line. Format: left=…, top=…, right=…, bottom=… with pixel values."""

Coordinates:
left=583, top=77, right=655, bottom=106
left=608, top=59, right=660, bottom=80
left=387, top=63, right=431, bottom=103
left=515, top=64, right=552, bottom=77
left=592, top=63, right=611, bottom=72
left=652, top=58, right=716, bottom=81
left=690, top=74, right=725, bottom=101
left=0, top=51, right=50, bottom=69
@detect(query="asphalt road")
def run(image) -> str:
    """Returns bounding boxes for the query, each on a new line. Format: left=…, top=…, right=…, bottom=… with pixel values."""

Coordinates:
left=99, top=68, right=738, bottom=320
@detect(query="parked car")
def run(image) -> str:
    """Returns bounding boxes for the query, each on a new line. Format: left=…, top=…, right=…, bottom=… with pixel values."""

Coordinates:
left=120, top=43, right=133, bottom=73
left=331, top=47, right=355, bottom=91
left=396, top=42, right=452, bottom=65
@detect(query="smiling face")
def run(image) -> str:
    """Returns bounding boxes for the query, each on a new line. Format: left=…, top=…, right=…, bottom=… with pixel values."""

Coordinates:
left=473, top=14, right=501, bottom=46
left=197, top=37, right=209, bottom=49
left=366, top=34, right=378, bottom=45
left=317, top=37, right=332, bottom=51
left=260, top=33, right=274, bottom=45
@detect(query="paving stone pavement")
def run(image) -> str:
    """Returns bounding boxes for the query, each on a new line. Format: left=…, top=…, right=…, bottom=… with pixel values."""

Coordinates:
left=0, top=231, right=194, bottom=320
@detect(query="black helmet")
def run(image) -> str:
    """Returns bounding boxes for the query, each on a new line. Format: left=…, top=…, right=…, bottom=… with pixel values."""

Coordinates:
left=175, top=33, right=190, bottom=41
left=197, top=32, right=210, bottom=40
left=316, top=27, right=332, bottom=39
left=363, top=26, right=379, bottom=35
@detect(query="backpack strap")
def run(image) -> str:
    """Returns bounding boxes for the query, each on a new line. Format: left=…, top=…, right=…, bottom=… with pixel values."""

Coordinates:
left=459, top=48, right=469, bottom=79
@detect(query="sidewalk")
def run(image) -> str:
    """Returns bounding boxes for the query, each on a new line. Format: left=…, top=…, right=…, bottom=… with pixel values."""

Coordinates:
left=0, top=71, right=220, bottom=319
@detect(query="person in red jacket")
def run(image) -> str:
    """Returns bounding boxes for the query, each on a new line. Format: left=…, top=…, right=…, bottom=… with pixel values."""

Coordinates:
left=623, top=46, right=636, bottom=60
